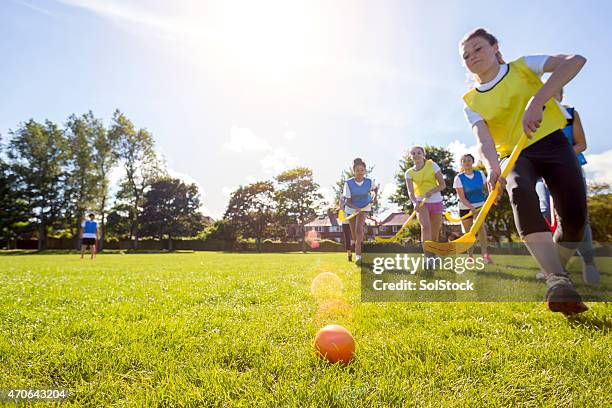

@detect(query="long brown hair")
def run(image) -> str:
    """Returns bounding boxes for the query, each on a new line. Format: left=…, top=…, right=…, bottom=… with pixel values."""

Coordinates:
left=352, top=157, right=366, bottom=171
left=460, top=28, right=505, bottom=64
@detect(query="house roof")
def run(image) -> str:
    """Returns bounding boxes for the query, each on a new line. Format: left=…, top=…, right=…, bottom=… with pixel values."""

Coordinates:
left=305, top=213, right=340, bottom=227
left=379, top=212, right=411, bottom=227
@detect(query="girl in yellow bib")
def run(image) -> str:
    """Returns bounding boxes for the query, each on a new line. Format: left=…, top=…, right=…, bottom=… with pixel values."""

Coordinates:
left=405, top=146, right=446, bottom=254
left=460, top=28, right=588, bottom=316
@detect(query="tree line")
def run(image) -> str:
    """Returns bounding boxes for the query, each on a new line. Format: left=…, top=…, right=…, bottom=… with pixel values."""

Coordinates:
left=0, top=110, right=204, bottom=250
left=2, top=112, right=610, bottom=250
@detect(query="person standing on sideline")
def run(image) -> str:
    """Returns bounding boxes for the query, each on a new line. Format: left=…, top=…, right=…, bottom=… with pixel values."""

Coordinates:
left=80, top=213, right=99, bottom=260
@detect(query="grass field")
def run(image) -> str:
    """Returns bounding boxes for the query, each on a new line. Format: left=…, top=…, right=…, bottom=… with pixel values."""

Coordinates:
left=0, top=252, right=610, bottom=407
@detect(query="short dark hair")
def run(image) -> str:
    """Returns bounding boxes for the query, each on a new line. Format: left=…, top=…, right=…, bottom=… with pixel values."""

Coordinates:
left=88, top=213, right=95, bottom=217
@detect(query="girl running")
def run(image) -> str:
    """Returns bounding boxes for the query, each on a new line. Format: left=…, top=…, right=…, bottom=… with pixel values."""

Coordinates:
left=535, top=88, right=599, bottom=284
left=453, top=153, right=492, bottom=263
left=460, top=28, right=588, bottom=315
left=343, top=158, right=377, bottom=265
left=405, top=146, right=446, bottom=259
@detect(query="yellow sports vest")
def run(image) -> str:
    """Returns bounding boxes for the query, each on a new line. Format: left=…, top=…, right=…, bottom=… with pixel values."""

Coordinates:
left=463, top=57, right=566, bottom=158
left=408, top=160, right=437, bottom=197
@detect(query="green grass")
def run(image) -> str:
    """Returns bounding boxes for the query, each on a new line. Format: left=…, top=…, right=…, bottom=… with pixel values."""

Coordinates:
left=0, top=253, right=610, bottom=407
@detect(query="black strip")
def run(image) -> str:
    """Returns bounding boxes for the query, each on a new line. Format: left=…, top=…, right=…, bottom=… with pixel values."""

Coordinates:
left=475, top=64, right=510, bottom=93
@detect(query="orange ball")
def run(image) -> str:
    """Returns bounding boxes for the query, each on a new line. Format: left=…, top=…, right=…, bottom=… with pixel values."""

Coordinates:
left=314, top=324, right=355, bottom=364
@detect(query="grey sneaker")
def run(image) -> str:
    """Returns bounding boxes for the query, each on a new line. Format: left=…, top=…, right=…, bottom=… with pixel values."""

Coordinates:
left=582, top=263, right=600, bottom=285
left=536, top=270, right=546, bottom=280
left=545, top=283, right=588, bottom=316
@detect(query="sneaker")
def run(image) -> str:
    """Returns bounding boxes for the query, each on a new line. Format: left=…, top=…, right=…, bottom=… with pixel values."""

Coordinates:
left=545, top=284, right=588, bottom=316
left=582, top=263, right=600, bottom=285
left=536, top=271, right=546, bottom=280
left=483, top=253, right=493, bottom=264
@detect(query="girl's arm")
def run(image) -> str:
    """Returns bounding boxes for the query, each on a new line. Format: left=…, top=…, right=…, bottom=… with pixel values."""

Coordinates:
left=571, top=110, right=587, bottom=154
left=346, top=198, right=359, bottom=210
left=405, top=179, right=417, bottom=205
left=473, top=121, right=505, bottom=194
left=425, top=171, right=446, bottom=197
left=455, top=188, right=475, bottom=211
left=523, top=54, right=587, bottom=137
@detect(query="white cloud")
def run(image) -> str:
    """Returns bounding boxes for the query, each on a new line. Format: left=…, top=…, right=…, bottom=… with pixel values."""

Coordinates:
left=54, top=0, right=178, bottom=38
left=224, top=125, right=271, bottom=152
left=584, top=149, right=612, bottom=184
left=260, top=148, right=298, bottom=174
left=446, top=139, right=479, bottom=171
left=15, top=0, right=57, bottom=17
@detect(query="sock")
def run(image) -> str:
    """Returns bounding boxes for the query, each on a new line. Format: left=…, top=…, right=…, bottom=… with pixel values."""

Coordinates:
left=523, top=232, right=572, bottom=288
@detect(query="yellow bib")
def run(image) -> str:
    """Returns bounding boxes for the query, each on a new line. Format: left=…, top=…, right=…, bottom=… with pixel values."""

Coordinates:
left=408, top=160, right=437, bottom=197
left=463, top=57, right=566, bottom=158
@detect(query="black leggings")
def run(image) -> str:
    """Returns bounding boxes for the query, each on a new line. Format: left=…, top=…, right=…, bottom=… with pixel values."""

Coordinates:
left=342, top=223, right=353, bottom=251
left=503, top=130, right=586, bottom=244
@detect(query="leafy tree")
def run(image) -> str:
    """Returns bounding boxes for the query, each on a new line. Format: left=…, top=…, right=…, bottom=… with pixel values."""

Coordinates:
left=7, top=120, right=68, bottom=249
left=587, top=182, right=612, bottom=242
left=224, top=181, right=276, bottom=251
left=200, top=219, right=236, bottom=243
left=110, top=110, right=164, bottom=250
left=275, top=167, right=323, bottom=251
left=63, top=112, right=100, bottom=248
left=91, top=112, right=120, bottom=250
left=0, top=137, right=30, bottom=248
left=389, top=145, right=457, bottom=212
left=140, top=178, right=206, bottom=250
left=105, top=204, right=132, bottom=241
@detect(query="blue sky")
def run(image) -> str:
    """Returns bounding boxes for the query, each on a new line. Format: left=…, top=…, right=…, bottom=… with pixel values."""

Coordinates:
left=2, top=0, right=611, bottom=218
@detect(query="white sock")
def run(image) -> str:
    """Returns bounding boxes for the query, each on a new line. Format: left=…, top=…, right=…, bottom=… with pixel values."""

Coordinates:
left=523, top=232, right=572, bottom=288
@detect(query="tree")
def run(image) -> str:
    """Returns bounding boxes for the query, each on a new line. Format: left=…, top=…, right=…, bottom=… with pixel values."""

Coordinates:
left=63, top=112, right=100, bottom=248
left=389, top=145, right=457, bottom=211
left=0, top=137, right=30, bottom=248
left=224, top=181, right=276, bottom=251
left=332, top=165, right=382, bottom=214
left=139, top=178, right=206, bottom=250
left=110, top=110, right=164, bottom=250
left=7, top=120, right=68, bottom=250
left=275, top=167, right=323, bottom=251
left=91, top=112, right=120, bottom=251
left=587, top=182, right=612, bottom=242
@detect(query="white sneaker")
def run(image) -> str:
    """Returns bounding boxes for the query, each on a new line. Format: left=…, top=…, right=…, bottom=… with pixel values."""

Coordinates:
left=536, top=271, right=546, bottom=280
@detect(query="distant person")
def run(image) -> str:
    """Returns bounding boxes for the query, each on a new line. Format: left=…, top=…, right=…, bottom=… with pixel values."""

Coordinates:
left=453, top=153, right=492, bottom=263
left=343, top=158, right=378, bottom=265
left=405, top=145, right=446, bottom=265
left=80, top=213, right=99, bottom=260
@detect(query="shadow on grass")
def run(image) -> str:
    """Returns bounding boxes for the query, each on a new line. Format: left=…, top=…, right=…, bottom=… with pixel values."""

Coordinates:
left=567, top=314, right=612, bottom=332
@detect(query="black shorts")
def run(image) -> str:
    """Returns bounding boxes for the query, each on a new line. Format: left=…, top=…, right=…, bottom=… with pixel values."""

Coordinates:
left=82, top=238, right=96, bottom=246
left=459, top=206, right=482, bottom=219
